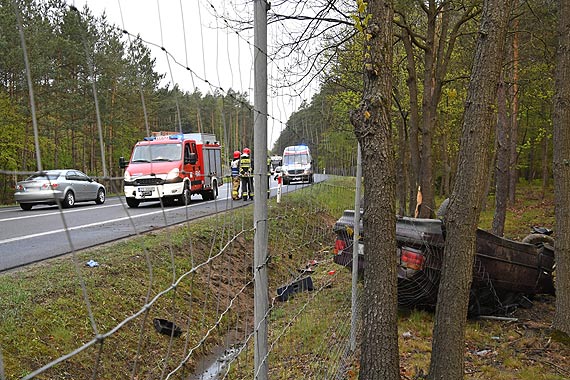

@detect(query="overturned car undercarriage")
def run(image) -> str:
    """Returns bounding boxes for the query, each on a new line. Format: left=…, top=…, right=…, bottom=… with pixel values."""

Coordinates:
left=332, top=210, right=556, bottom=317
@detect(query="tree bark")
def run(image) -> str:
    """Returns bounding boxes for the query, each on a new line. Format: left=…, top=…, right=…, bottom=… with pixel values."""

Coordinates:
left=493, top=75, right=509, bottom=236
left=350, top=1, right=399, bottom=379
left=401, top=27, right=420, bottom=216
left=508, top=6, right=520, bottom=204
left=541, top=134, right=549, bottom=198
left=394, top=89, right=410, bottom=214
left=417, top=0, right=439, bottom=218
left=428, top=1, right=514, bottom=379
left=553, top=0, right=570, bottom=336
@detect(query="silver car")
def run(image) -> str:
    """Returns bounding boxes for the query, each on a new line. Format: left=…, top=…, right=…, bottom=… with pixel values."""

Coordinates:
left=14, top=169, right=106, bottom=210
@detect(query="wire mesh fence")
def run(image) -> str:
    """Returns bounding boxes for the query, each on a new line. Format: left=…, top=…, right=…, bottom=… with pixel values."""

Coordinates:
left=0, top=1, right=363, bottom=378
left=2, top=1, right=556, bottom=379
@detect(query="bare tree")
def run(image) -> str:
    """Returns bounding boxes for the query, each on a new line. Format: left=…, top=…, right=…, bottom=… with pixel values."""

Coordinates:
left=553, top=0, right=570, bottom=336
left=395, top=1, right=481, bottom=218
left=350, top=0, right=399, bottom=379
left=428, top=0, right=514, bottom=379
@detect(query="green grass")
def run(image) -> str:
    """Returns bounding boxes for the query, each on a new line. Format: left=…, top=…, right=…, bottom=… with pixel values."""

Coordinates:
left=1, top=177, right=568, bottom=379
left=478, top=181, right=555, bottom=240
left=0, top=176, right=355, bottom=379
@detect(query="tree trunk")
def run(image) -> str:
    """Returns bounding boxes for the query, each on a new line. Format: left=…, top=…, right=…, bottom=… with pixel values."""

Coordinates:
left=553, top=0, right=570, bottom=336
left=508, top=7, right=520, bottom=205
left=441, top=132, right=450, bottom=197
left=417, top=0, right=443, bottom=219
left=401, top=27, right=420, bottom=215
left=493, top=75, right=509, bottom=236
left=541, top=134, right=549, bottom=198
left=394, top=89, right=410, bottom=214
left=350, top=1, right=399, bottom=379
left=428, top=1, right=513, bottom=379
left=481, top=138, right=497, bottom=212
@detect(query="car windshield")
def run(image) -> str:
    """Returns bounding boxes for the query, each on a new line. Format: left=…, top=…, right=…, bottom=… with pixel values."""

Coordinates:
left=26, top=172, right=60, bottom=181
left=131, top=143, right=182, bottom=162
left=283, top=153, right=310, bottom=166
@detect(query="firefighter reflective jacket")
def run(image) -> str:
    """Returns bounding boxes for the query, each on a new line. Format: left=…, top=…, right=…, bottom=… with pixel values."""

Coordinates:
left=239, top=155, right=252, bottom=176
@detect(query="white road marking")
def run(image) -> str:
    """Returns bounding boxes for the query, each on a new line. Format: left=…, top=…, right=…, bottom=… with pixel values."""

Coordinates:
left=0, top=196, right=233, bottom=245
left=0, top=203, right=122, bottom=222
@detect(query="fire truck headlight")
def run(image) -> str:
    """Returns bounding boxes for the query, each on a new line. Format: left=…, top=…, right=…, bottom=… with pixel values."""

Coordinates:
left=166, top=168, right=181, bottom=183
left=123, top=170, right=135, bottom=186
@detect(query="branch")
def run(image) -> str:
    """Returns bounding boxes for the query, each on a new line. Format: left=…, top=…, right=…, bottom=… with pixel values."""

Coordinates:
left=270, top=13, right=354, bottom=27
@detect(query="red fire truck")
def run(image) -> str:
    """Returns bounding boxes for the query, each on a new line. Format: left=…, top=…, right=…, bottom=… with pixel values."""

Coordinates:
left=119, top=132, right=222, bottom=208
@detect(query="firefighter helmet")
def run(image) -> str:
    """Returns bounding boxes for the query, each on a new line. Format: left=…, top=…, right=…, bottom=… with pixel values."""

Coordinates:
left=243, top=147, right=251, bottom=155
left=233, top=150, right=241, bottom=159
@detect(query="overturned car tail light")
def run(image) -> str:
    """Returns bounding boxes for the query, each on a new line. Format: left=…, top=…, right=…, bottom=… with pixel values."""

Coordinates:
left=400, top=247, right=426, bottom=270
left=334, top=238, right=347, bottom=255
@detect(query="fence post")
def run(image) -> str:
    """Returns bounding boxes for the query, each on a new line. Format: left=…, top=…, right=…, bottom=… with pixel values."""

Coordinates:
left=253, top=1, right=269, bottom=379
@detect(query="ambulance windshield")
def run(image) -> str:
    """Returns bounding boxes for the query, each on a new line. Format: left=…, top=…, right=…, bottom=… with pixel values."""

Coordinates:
left=283, top=153, right=310, bottom=166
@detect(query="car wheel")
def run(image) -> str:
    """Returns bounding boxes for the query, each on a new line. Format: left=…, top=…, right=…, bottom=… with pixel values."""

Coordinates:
left=95, top=188, right=106, bottom=204
left=126, top=198, right=140, bottom=208
left=179, top=187, right=191, bottom=206
left=522, top=233, right=555, bottom=247
left=20, top=203, right=33, bottom=211
left=436, top=198, right=450, bottom=221
left=201, top=182, right=218, bottom=201
left=63, top=191, right=75, bottom=208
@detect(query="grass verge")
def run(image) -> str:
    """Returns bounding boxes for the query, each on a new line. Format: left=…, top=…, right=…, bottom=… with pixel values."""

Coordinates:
left=1, top=178, right=568, bottom=379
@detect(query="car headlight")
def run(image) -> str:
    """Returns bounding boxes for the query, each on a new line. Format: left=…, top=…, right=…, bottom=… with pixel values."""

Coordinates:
left=165, top=168, right=181, bottom=183
left=124, top=171, right=131, bottom=182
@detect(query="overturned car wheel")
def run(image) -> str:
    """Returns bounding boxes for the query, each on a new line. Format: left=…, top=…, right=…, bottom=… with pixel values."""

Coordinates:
left=436, top=198, right=449, bottom=220
left=522, top=233, right=555, bottom=247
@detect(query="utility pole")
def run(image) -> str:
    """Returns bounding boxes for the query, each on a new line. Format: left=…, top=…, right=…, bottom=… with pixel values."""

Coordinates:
left=253, top=1, right=269, bottom=379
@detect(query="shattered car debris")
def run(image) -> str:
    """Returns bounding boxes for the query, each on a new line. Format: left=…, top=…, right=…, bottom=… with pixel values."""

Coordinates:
left=332, top=209, right=556, bottom=316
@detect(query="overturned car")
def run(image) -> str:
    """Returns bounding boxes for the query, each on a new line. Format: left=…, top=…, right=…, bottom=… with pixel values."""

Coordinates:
left=332, top=209, right=556, bottom=316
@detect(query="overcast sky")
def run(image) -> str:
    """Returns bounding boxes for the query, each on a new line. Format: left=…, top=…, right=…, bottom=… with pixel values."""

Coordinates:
left=70, top=0, right=318, bottom=148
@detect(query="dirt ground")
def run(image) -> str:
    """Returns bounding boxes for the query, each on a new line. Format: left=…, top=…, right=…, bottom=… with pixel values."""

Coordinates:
left=464, top=294, right=570, bottom=379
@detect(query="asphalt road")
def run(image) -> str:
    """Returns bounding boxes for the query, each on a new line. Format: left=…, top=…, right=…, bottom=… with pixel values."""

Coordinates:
left=0, top=176, right=321, bottom=272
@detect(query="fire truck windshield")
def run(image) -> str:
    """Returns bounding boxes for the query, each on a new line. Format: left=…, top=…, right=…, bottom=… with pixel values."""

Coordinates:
left=132, top=143, right=182, bottom=162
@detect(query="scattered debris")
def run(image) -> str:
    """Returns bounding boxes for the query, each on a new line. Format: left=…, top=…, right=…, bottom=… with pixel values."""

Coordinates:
left=277, top=276, right=314, bottom=302
left=402, top=331, right=413, bottom=339
left=298, top=259, right=319, bottom=274
left=477, top=315, right=518, bottom=322
left=86, top=260, right=99, bottom=267
left=153, top=318, right=182, bottom=337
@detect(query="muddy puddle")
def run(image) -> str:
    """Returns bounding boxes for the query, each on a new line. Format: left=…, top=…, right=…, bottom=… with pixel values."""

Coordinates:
left=188, top=343, right=243, bottom=380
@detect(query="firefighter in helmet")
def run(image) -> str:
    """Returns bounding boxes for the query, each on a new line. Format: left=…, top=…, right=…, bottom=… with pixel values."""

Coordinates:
left=239, top=147, right=254, bottom=200
left=231, top=150, right=241, bottom=200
